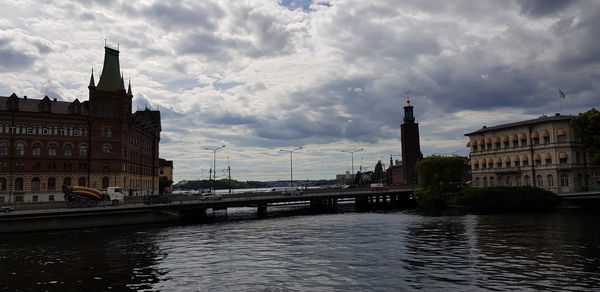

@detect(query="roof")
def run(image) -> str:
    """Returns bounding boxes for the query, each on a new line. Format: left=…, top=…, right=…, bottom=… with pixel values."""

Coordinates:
left=465, top=114, right=572, bottom=136
left=0, top=94, right=89, bottom=115
left=96, top=47, right=123, bottom=92
left=159, top=158, right=173, bottom=167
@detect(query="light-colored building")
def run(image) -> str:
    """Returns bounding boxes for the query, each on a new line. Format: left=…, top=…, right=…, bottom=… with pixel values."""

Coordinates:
left=465, top=113, right=599, bottom=193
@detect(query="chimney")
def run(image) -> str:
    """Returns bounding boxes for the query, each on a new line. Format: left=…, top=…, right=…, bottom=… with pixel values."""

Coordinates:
left=53, top=98, right=57, bottom=102
left=23, top=96, right=27, bottom=99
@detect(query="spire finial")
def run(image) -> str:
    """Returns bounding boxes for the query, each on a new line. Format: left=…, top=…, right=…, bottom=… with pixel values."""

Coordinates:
left=127, top=78, right=132, bottom=96
left=88, top=67, right=96, bottom=88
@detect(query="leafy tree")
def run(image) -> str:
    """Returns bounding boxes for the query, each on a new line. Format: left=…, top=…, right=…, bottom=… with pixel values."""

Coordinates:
left=372, top=160, right=384, bottom=184
left=353, top=171, right=362, bottom=185
left=415, top=156, right=465, bottom=193
left=572, top=108, right=600, bottom=165
left=159, top=177, right=173, bottom=194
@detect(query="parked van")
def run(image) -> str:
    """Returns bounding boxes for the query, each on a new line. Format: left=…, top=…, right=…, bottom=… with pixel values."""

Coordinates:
left=106, top=187, right=125, bottom=205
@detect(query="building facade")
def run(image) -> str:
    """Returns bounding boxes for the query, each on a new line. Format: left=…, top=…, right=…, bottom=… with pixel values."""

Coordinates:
left=159, top=158, right=173, bottom=194
left=0, top=46, right=161, bottom=203
left=465, top=113, right=599, bottom=193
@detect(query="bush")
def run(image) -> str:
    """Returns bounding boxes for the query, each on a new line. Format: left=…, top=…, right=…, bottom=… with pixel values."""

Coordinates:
left=415, top=189, right=447, bottom=213
left=457, top=186, right=558, bottom=212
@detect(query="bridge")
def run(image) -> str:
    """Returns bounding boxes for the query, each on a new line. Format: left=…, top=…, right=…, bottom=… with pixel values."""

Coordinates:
left=0, top=188, right=416, bottom=234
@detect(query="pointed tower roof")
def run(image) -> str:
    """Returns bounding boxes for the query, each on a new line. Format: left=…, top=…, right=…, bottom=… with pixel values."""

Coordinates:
left=127, top=80, right=133, bottom=96
left=119, top=75, right=126, bottom=91
left=88, top=68, right=96, bottom=87
left=96, top=46, right=122, bottom=91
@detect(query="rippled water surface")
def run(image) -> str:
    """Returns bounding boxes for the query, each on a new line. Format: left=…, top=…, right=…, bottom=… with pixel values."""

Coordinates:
left=1, top=210, right=600, bottom=291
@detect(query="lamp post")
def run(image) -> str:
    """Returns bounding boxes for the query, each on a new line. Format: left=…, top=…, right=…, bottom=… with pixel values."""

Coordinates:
left=342, top=148, right=364, bottom=177
left=205, top=145, right=226, bottom=194
left=280, top=146, right=302, bottom=187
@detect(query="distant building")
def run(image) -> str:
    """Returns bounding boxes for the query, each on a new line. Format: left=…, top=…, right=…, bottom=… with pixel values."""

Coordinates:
left=336, top=171, right=353, bottom=182
left=465, top=113, right=600, bottom=192
left=388, top=99, right=422, bottom=186
left=159, top=159, right=174, bottom=194
left=0, top=46, right=161, bottom=203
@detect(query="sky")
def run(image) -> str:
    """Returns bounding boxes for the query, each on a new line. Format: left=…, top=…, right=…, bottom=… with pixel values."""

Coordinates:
left=0, top=0, right=599, bottom=183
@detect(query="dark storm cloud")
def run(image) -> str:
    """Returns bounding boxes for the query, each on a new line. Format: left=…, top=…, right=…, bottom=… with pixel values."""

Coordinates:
left=0, top=43, right=36, bottom=70
left=517, top=0, right=576, bottom=17
left=130, top=2, right=224, bottom=31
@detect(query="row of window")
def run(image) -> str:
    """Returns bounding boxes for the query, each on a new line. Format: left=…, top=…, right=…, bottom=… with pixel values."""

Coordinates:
left=474, top=174, right=572, bottom=188
left=0, top=142, right=87, bottom=156
left=469, top=130, right=567, bottom=152
left=0, top=142, right=113, bottom=156
left=472, top=152, right=580, bottom=170
left=0, top=176, right=111, bottom=191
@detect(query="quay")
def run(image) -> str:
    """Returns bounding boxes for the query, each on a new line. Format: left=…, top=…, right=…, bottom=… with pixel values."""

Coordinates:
left=0, top=188, right=416, bottom=234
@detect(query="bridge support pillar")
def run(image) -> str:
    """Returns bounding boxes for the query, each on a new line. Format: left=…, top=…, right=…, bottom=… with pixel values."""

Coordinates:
left=257, top=205, right=268, bottom=218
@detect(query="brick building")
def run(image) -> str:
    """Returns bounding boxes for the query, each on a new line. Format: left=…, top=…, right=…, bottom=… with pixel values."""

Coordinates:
left=388, top=99, right=422, bottom=186
left=0, top=46, right=161, bottom=203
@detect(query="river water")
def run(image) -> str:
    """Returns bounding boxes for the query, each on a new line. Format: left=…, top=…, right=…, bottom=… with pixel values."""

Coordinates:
left=1, top=209, right=599, bottom=291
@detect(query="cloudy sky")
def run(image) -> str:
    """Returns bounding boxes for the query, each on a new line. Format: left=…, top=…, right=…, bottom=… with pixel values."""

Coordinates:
left=1, top=0, right=598, bottom=182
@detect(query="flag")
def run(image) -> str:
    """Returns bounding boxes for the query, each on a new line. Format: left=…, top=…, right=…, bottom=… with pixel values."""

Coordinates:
left=559, top=89, right=566, bottom=99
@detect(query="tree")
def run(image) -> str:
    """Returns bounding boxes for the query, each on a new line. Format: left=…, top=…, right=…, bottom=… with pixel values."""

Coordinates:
left=572, top=108, right=600, bottom=165
left=159, top=177, right=173, bottom=194
left=415, top=156, right=465, bottom=193
left=372, top=160, right=384, bottom=184
left=354, top=171, right=362, bottom=185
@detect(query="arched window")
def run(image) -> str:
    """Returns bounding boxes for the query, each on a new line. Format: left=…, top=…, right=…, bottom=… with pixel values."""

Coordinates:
left=32, top=143, right=41, bottom=156
left=515, top=175, right=521, bottom=186
left=63, top=177, right=72, bottom=187
left=48, top=143, right=57, bottom=156
left=524, top=175, right=530, bottom=186
left=547, top=174, right=554, bottom=187
left=536, top=175, right=543, bottom=187
left=106, top=127, right=112, bottom=138
left=0, top=177, right=6, bottom=191
left=15, top=142, right=25, bottom=156
left=47, top=177, right=56, bottom=190
left=489, top=177, right=495, bottom=187
left=79, top=144, right=88, bottom=156
left=102, top=176, right=110, bottom=189
left=15, top=177, right=23, bottom=191
left=560, top=174, right=569, bottom=187
left=78, top=177, right=86, bottom=187
left=64, top=144, right=73, bottom=156
left=483, top=177, right=488, bottom=187
left=31, top=177, right=40, bottom=191
left=544, top=153, right=552, bottom=165
left=474, top=177, right=480, bottom=186
left=0, top=142, right=7, bottom=155
left=557, top=129, right=566, bottom=143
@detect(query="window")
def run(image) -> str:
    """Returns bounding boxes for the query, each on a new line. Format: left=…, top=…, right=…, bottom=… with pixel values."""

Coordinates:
left=0, top=162, right=6, bottom=170
left=483, top=177, right=488, bottom=187
left=102, top=144, right=111, bottom=154
left=488, top=162, right=493, bottom=169
left=494, top=142, right=501, bottom=150
left=48, top=143, right=57, bottom=156
left=0, top=196, right=3, bottom=203
left=496, top=162, right=502, bottom=168
left=79, top=144, right=87, bottom=156
left=15, top=196, right=23, bottom=202
left=64, top=144, right=72, bottom=156
left=78, top=177, right=86, bottom=187
left=543, top=136, right=550, bottom=144
left=521, top=139, right=527, bottom=146
left=102, top=126, right=113, bottom=138
left=32, top=162, right=40, bottom=170
left=15, top=177, right=23, bottom=191
left=503, top=141, right=509, bottom=149
left=524, top=175, right=530, bottom=186
left=15, top=162, right=24, bottom=170
left=545, top=158, right=552, bottom=165
left=557, top=135, right=566, bottom=143
left=49, top=195, right=55, bottom=202
left=102, top=176, right=110, bottom=189
left=48, top=162, right=57, bottom=170
left=48, top=177, right=56, bottom=190
left=535, top=158, right=541, bottom=166
left=490, top=177, right=495, bottom=187
left=32, top=143, right=41, bottom=156
left=522, top=160, right=529, bottom=167
left=512, top=141, right=518, bottom=148
left=63, top=177, right=72, bottom=186
left=31, top=177, right=40, bottom=191
left=533, top=138, right=540, bottom=145
left=0, top=177, right=6, bottom=191
left=576, top=152, right=581, bottom=164
left=560, top=174, right=569, bottom=187
left=547, top=175, right=554, bottom=187
left=514, top=161, right=520, bottom=167
left=32, top=195, right=38, bottom=202
left=0, top=143, right=7, bottom=155
left=536, top=175, right=543, bottom=187
left=15, top=142, right=25, bottom=155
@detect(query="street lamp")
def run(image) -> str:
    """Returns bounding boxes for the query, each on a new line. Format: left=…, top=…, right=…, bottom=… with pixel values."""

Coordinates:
left=280, top=146, right=302, bottom=187
left=341, top=148, right=364, bottom=176
left=205, top=145, right=226, bottom=194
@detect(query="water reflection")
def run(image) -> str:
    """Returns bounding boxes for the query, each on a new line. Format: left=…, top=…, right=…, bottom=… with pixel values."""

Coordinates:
left=1, top=212, right=599, bottom=291
left=0, top=225, right=168, bottom=291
